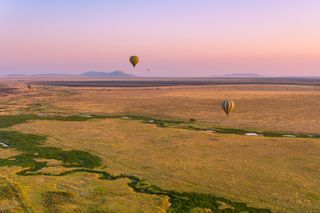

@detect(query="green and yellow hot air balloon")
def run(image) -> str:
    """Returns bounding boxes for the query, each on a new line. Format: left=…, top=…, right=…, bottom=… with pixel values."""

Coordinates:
left=129, top=55, right=139, bottom=67
left=221, top=99, right=235, bottom=115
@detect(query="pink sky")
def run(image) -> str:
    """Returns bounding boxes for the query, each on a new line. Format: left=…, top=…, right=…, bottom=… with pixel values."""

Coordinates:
left=0, top=0, right=319, bottom=77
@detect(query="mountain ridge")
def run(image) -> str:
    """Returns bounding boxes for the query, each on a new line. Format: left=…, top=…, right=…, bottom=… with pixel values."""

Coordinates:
left=4, top=71, right=137, bottom=78
left=80, top=71, right=135, bottom=78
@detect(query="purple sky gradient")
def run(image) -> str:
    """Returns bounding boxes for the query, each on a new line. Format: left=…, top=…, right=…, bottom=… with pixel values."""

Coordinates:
left=0, top=0, right=319, bottom=77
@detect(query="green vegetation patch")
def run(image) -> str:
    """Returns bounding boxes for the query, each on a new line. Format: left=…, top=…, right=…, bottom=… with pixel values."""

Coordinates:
left=0, top=130, right=102, bottom=174
left=1, top=114, right=318, bottom=139
left=140, top=117, right=320, bottom=139
left=0, top=114, right=106, bottom=129
left=128, top=178, right=272, bottom=213
left=45, top=169, right=272, bottom=212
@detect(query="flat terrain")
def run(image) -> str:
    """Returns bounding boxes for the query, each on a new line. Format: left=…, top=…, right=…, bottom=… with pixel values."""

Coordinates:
left=12, top=118, right=320, bottom=212
left=1, top=78, right=320, bottom=134
left=35, top=77, right=320, bottom=87
left=0, top=78, right=319, bottom=212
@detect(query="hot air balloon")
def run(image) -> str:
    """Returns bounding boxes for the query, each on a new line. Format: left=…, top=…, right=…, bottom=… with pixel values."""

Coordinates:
left=129, top=56, right=139, bottom=67
left=221, top=100, right=235, bottom=115
left=27, top=84, right=32, bottom=89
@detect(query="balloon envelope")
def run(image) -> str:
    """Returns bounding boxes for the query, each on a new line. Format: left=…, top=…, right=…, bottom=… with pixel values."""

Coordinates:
left=130, top=56, right=139, bottom=67
left=221, top=100, right=235, bottom=115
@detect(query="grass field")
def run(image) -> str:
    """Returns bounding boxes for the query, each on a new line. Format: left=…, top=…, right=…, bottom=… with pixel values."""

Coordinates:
left=1, top=80, right=319, bottom=134
left=0, top=79, right=319, bottom=212
left=10, top=118, right=320, bottom=212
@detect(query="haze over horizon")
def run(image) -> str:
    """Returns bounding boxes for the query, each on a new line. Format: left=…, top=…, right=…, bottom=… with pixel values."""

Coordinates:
left=1, top=0, right=319, bottom=77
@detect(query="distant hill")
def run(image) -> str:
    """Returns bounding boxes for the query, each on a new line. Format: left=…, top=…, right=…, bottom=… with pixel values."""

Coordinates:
left=80, top=71, right=136, bottom=78
left=4, top=71, right=136, bottom=78
left=222, top=73, right=263, bottom=78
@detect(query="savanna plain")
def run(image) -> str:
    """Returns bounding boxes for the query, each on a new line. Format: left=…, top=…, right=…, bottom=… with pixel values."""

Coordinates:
left=0, top=78, right=320, bottom=213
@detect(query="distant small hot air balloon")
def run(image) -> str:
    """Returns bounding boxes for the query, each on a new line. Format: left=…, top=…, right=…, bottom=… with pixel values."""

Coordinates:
left=129, top=55, right=139, bottom=67
left=221, top=100, right=235, bottom=115
left=27, top=84, right=32, bottom=89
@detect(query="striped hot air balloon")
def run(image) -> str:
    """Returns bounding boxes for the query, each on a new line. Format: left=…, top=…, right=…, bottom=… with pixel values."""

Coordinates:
left=221, top=100, right=235, bottom=115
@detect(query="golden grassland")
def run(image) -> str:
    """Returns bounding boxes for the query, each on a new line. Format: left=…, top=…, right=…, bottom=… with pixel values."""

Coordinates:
left=0, top=167, right=168, bottom=213
left=0, top=80, right=320, bottom=212
left=15, top=172, right=169, bottom=213
left=11, top=119, right=320, bottom=212
left=1, top=80, right=320, bottom=134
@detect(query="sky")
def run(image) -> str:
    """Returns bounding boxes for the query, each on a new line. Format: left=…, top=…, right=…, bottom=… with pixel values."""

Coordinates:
left=0, top=0, right=319, bottom=77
